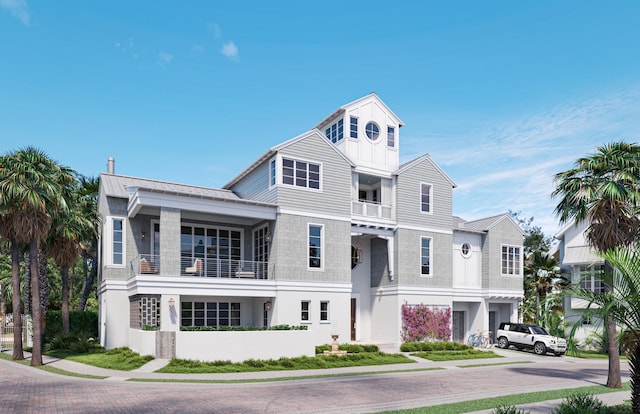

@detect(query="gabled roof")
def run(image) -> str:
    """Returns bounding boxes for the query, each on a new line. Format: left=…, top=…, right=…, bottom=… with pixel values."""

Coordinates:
left=460, top=213, right=524, bottom=235
left=452, top=216, right=485, bottom=234
left=395, top=154, right=457, bottom=188
left=223, top=129, right=356, bottom=189
left=314, top=92, right=404, bottom=130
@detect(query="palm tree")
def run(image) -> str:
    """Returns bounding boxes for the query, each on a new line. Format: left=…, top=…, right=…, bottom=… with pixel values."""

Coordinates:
left=553, top=141, right=640, bottom=388
left=575, top=247, right=640, bottom=411
left=76, top=176, right=99, bottom=312
left=523, top=251, right=566, bottom=325
left=0, top=147, right=75, bottom=366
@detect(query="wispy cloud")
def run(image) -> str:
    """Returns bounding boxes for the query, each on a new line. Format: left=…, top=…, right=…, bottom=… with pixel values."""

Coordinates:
left=1, top=0, right=30, bottom=25
left=207, top=22, right=221, bottom=39
left=221, top=41, right=239, bottom=59
left=157, top=52, right=174, bottom=66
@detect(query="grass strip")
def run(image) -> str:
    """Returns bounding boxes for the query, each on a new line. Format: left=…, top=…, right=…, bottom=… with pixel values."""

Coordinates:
left=37, top=364, right=108, bottom=379
left=128, top=366, right=445, bottom=383
left=382, top=382, right=631, bottom=414
left=458, top=361, right=533, bottom=369
left=51, top=347, right=153, bottom=371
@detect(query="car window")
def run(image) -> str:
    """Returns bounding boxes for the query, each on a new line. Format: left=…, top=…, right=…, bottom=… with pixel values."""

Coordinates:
left=531, top=326, right=549, bottom=335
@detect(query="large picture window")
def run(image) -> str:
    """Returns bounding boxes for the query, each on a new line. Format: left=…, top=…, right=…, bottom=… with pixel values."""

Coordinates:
left=282, top=158, right=321, bottom=190
left=577, top=264, right=605, bottom=293
left=181, top=301, right=240, bottom=328
left=308, top=224, right=323, bottom=269
left=420, top=237, right=432, bottom=276
left=501, top=245, right=522, bottom=276
left=181, top=225, right=241, bottom=277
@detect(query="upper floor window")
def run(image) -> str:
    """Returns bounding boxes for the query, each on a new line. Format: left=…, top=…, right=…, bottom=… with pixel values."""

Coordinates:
left=420, top=183, right=432, bottom=214
left=308, top=224, right=323, bottom=269
left=365, top=122, right=380, bottom=141
left=282, top=158, right=321, bottom=190
left=350, top=116, right=358, bottom=139
left=501, top=245, right=521, bottom=276
left=269, top=159, right=276, bottom=187
left=105, top=217, right=125, bottom=266
left=325, top=119, right=344, bottom=144
left=577, top=264, right=605, bottom=293
left=420, top=237, right=431, bottom=276
left=387, top=126, right=395, bottom=147
left=113, top=218, right=124, bottom=265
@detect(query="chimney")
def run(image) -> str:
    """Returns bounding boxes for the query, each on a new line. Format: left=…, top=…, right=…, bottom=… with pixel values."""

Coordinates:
left=107, top=157, right=115, bottom=174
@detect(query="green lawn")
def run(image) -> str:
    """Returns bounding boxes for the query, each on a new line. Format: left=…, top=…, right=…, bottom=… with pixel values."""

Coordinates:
left=411, top=349, right=503, bottom=361
left=47, top=347, right=153, bottom=371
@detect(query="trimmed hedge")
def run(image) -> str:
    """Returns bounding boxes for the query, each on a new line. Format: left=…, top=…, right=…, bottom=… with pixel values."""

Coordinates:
left=400, top=341, right=471, bottom=352
left=315, top=344, right=380, bottom=354
left=180, top=324, right=308, bottom=332
left=45, top=310, right=98, bottom=342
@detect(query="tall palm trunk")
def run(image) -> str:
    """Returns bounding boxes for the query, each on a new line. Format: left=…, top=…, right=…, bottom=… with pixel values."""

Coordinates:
left=29, top=239, right=42, bottom=366
left=77, top=245, right=97, bottom=311
left=61, top=265, right=69, bottom=335
left=11, top=240, right=24, bottom=360
left=23, top=251, right=31, bottom=315
left=606, top=316, right=622, bottom=388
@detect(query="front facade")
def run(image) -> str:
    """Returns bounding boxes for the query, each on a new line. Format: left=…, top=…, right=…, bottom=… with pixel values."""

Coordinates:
left=98, top=93, right=524, bottom=361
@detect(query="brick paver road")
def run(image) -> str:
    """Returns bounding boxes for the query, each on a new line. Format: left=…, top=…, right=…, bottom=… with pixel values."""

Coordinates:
left=0, top=356, right=629, bottom=413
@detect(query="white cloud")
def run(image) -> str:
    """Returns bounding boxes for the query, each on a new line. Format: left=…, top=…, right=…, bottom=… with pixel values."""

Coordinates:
left=1, top=0, right=30, bottom=25
left=158, top=52, right=174, bottom=65
left=221, top=41, right=238, bottom=59
left=207, top=22, right=221, bottom=38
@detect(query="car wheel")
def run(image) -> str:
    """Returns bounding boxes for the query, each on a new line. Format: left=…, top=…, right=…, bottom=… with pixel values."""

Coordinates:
left=554, top=352, right=564, bottom=357
left=498, top=336, right=509, bottom=349
left=534, top=342, right=546, bottom=355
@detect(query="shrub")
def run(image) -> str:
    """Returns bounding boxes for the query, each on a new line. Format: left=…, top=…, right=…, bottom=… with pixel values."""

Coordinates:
left=400, top=341, right=471, bottom=352
left=45, top=310, right=98, bottom=342
left=552, top=393, right=607, bottom=414
left=492, top=405, right=530, bottom=414
left=315, top=343, right=380, bottom=354
left=401, top=302, right=451, bottom=342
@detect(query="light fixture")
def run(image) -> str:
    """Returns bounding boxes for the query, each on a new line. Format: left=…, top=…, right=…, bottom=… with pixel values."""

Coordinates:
left=168, top=298, right=175, bottom=308
left=265, top=230, right=272, bottom=243
left=141, top=230, right=146, bottom=240
left=265, top=300, right=272, bottom=311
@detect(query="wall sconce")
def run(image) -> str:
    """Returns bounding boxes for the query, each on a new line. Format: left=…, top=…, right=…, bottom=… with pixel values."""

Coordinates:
left=168, top=298, right=175, bottom=308
left=265, top=300, right=272, bottom=311
left=141, top=230, right=146, bottom=240
left=354, top=246, right=363, bottom=264
left=265, top=230, right=272, bottom=243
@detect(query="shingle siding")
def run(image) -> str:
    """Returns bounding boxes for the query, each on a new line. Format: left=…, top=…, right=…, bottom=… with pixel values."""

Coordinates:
left=482, top=218, right=523, bottom=290
left=396, top=228, right=453, bottom=287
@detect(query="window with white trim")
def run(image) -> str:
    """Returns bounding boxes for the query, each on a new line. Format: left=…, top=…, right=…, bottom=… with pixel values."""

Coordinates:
left=269, top=159, right=276, bottom=187
left=301, top=300, right=310, bottom=322
left=387, top=126, right=395, bottom=147
left=180, top=301, right=240, bottom=328
left=282, top=158, right=321, bottom=190
left=501, top=245, right=522, bottom=276
left=105, top=217, right=126, bottom=266
left=308, top=224, right=323, bottom=269
left=350, top=116, right=358, bottom=138
left=325, top=119, right=344, bottom=143
left=420, top=183, right=432, bottom=214
left=420, top=237, right=432, bottom=276
left=320, top=301, right=329, bottom=321
left=577, top=264, right=605, bottom=293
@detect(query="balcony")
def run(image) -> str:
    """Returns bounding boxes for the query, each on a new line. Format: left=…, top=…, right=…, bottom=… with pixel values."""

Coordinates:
left=132, top=255, right=271, bottom=279
left=352, top=200, right=392, bottom=220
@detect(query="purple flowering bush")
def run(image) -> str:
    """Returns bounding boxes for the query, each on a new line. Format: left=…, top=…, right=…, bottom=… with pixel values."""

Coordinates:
left=401, top=302, right=451, bottom=342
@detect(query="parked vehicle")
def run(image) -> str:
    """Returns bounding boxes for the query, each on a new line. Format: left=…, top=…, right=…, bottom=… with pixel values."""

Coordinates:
left=496, top=322, right=566, bottom=356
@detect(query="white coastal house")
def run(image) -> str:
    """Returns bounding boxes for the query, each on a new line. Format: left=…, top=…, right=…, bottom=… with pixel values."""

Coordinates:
left=97, top=93, right=524, bottom=361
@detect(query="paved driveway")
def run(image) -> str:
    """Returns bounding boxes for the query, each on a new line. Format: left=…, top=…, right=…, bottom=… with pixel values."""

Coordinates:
left=0, top=354, right=630, bottom=413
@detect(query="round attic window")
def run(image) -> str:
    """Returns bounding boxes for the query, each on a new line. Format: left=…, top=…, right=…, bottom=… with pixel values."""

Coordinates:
left=461, top=242, right=471, bottom=258
left=365, top=122, right=380, bottom=141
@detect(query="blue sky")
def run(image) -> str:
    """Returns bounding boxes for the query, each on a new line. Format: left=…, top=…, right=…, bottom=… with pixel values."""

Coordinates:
left=2, top=1, right=640, bottom=237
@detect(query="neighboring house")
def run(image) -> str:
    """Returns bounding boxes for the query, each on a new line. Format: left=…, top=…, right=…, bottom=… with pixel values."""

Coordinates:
left=97, top=93, right=524, bottom=361
left=554, top=220, right=603, bottom=343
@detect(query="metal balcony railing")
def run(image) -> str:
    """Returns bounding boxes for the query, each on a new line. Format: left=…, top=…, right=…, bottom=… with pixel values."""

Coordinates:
left=180, top=257, right=270, bottom=279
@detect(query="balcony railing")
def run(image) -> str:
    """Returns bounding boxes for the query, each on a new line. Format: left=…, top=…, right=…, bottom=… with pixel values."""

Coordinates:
left=352, top=201, right=392, bottom=219
left=133, top=254, right=161, bottom=274
left=180, top=257, right=270, bottom=279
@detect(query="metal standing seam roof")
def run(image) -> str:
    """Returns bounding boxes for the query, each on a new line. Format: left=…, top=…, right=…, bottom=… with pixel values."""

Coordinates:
left=100, top=173, right=265, bottom=204
left=455, top=213, right=521, bottom=234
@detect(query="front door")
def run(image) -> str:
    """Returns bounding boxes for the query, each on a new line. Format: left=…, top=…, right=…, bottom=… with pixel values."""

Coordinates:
left=350, top=298, right=356, bottom=341
left=453, top=311, right=465, bottom=342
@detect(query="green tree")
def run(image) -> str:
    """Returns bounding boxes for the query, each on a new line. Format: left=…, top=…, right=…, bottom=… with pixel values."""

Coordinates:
left=553, top=141, right=640, bottom=388
left=0, top=147, right=75, bottom=366
left=573, top=247, right=640, bottom=411
left=523, top=251, right=568, bottom=326
left=75, top=176, right=99, bottom=312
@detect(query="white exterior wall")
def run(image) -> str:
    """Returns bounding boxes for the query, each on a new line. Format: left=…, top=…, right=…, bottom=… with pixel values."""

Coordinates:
left=129, top=329, right=156, bottom=357
left=452, top=232, right=482, bottom=288
left=99, top=280, right=129, bottom=349
left=351, top=239, right=372, bottom=342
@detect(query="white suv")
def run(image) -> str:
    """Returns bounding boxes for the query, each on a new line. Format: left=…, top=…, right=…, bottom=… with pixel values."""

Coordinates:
left=496, top=322, right=566, bottom=356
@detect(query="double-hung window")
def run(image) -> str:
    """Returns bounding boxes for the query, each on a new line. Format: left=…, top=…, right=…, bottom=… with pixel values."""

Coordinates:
left=308, top=224, right=323, bottom=269
left=420, top=183, right=432, bottom=214
left=501, top=245, right=522, bottom=276
left=106, top=217, right=125, bottom=266
left=420, top=237, right=432, bottom=276
left=301, top=301, right=310, bottom=322
left=320, top=301, right=329, bottom=321
left=282, top=157, right=321, bottom=190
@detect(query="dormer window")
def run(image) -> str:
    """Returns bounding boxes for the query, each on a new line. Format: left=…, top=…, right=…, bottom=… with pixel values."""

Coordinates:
left=350, top=116, right=358, bottom=138
left=387, top=126, right=395, bottom=148
left=325, top=119, right=344, bottom=144
left=365, top=122, right=380, bottom=141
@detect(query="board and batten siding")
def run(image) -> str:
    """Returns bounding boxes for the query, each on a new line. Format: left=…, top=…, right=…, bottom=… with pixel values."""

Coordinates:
left=395, top=158, right=453, bottom=231
left=396, top=228, right=453, bottom=287
left=481, top=218, right=523, bottom=291
left=229, top=158, right=277, bottom=204
left=269, top=214, right=351, bottom=283
left=275, top=133, right=352, bottom=218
